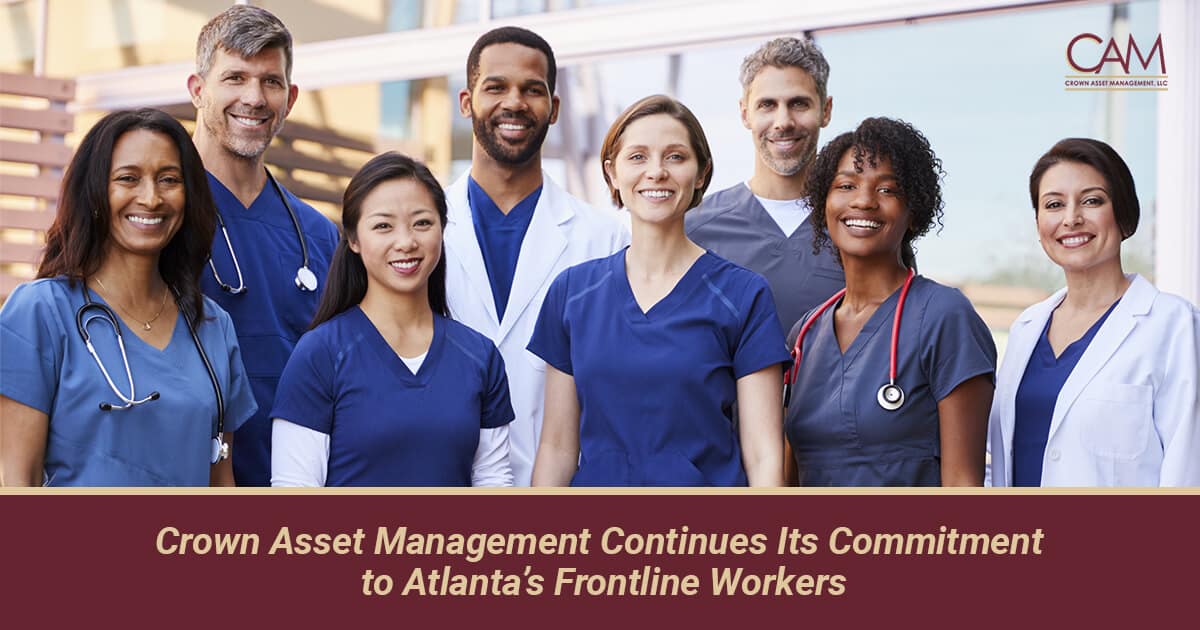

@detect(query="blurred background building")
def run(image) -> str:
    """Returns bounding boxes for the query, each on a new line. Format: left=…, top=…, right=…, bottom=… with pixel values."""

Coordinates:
left=2, top=0, right=1197, bottom=355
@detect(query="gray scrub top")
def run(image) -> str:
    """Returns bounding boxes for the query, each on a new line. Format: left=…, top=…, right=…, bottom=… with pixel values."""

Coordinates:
left=686, top=183, right=845, bottom=333
left=783, top=277, right=997, bottom=486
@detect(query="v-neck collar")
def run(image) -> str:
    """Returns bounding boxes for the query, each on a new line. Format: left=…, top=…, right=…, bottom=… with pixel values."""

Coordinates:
left=614, top=249, right=716, bottom=322
left=467, top=175, right=542, bottom=223
left=206, top=171, right=269, bottom=214
left=1037, top=298, right=1121, bottom=363
left=351, top=306, right=443, bottom=386
left=739, top=183, right=811, bottom=240
left=825, top=278, right=909, bottom=368
left=84, top=286, right=182, bottom=354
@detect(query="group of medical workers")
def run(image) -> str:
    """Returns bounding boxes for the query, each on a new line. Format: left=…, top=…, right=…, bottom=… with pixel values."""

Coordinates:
left=1, top=6, right=1196, bottom=488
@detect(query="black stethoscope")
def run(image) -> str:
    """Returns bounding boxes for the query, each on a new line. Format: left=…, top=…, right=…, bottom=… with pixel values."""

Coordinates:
left=75, top=284, right=229, bottom=464
left=784, top=268, right=915, bottom=412
left=208, top=167, right=318, bottom=294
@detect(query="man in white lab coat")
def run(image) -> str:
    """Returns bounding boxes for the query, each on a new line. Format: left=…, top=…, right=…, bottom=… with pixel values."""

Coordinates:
left=445, top=26, right=628, bottom=485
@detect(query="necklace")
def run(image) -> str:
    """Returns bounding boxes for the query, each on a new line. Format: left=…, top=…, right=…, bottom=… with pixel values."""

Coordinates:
left=94, top=277, right=169, bottom=331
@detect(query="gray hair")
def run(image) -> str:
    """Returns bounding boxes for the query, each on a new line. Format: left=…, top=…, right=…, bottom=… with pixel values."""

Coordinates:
left=739, top=37, right=830, bottom=101
left=195, top=5, right=294, bottom=81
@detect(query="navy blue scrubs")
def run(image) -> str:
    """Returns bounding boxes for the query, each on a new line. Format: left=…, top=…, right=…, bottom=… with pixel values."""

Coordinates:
left=528, top=250, right=790, bottom=486
left=201, top=172, right=340, bottom=486
left=467, top=176, right=540, bottom=321
left=1011, top=300, right=1120, bottom=486
left=270, top=307, right=514, bottom=486
left=686, top=184, right=845, bottom=333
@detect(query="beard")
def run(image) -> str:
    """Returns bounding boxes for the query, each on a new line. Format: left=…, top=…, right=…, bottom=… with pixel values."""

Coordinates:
left=756, top=132, right=817, bottom=177
left=472, top=111, right=549, bottom=166
left=199, top=101, right=283, bottom=161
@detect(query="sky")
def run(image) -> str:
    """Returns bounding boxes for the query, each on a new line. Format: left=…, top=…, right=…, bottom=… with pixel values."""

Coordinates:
left=576, top=0, right=1162, bottom=289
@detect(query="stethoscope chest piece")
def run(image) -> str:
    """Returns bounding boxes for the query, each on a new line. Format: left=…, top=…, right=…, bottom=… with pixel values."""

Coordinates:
left=877, top=383, right=905, bottom=411
left=211, top=437, right=230, bottom=464
left=295, top=266, right=318, bottom=292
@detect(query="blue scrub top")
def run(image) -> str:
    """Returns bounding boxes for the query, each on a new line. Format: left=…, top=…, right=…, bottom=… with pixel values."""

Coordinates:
left=527, top=249, right=791, bottom=486
left=201, top=172, right=340, bottom=487
left=686, top=184, right=845, bottom=334
left=270, top=307, right=514, bottom=486
left=1011, top=300, right=1120, bottom=486
left=785, top=276, right=996, bottom=486
left=467, top=176, right=540, bottom=321
left=0, top=278, right=257, bottom=486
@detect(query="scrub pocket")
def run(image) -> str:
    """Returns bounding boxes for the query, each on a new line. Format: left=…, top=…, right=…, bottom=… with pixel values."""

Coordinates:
left=1077, top=383, right=1153, bottom=461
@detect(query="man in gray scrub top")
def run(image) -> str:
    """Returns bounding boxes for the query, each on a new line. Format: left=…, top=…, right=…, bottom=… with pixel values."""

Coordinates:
left=686, top=37, right=844, bottom=333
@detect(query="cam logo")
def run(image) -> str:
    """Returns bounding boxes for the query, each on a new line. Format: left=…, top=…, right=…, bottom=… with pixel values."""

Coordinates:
left=1064, top=33, right=1168, bottom=91
left=1068, top=33, right=1166, bottom=74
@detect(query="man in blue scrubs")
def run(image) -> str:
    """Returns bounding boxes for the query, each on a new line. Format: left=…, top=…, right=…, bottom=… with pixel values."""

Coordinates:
left=188, top=6, right=340, bottom=486
left=686, top=37, right=844, bottom=333
left=444, top=27, right=628, bottom=486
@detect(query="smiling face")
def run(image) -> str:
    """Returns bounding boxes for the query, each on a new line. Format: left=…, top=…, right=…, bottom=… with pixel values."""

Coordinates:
left=349, top=177, right=444, bottom=299
left=824, top=148, right=910, bottom=264
left=604, top=113, right=706, bottom=227
left=188, top=47, right=297, bottom=161
left=1035, top=161, right=1124, bottom=275
left=459, top=42, right=560, bottom=167
left=106, top=128, right=186, bottom=260
left=741, top=65, right=831, bottom=179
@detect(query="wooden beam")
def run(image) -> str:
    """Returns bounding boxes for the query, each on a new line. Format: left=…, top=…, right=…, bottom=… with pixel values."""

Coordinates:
left=280, top=120, right=374, bottom=153
left=273, top=175, right=345, bottom=206
left=0, top=73, right=75, bottom=101
left=0, top=106, right=73, bottom=135
left=0, top=140, right=73, bottom=168
left=0, top=207, right=54, bottom=231
left=0, top=241, right=44, bottom=265
left=268, top=145, right=359, bottom=178
left=0, top=174, right=60, bottom=200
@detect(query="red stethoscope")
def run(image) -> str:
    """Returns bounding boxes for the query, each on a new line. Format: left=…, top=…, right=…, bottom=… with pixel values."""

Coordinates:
left=784, top=268, right=915, bottom=412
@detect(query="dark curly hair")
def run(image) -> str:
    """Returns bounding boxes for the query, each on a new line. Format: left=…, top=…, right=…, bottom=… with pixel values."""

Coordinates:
left=806, top=117, right=944, bottom=269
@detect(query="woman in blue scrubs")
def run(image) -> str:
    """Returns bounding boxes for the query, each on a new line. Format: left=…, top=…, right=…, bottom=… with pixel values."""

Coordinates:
left=529, top=95, right=789, bottom=487
left=0, top=109, right=257, bottom=486
left=785, top=117, right=996, bottom=486
left=269, top=153, right=515, bottom=486
left=988, top=139, right=1199, bottom=487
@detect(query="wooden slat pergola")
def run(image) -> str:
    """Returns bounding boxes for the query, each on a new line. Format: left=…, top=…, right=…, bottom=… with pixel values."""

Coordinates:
left=0, top=72, right=74, bottom=299
left=0, top=75, right=378, bottom=302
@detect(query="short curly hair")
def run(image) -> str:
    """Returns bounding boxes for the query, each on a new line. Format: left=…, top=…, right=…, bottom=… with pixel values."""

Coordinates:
left=806, top=117, right=944, bottom=268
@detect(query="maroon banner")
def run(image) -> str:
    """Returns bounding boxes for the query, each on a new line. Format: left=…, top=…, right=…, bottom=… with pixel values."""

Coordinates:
left=1, top=492, right=1195, bottom=627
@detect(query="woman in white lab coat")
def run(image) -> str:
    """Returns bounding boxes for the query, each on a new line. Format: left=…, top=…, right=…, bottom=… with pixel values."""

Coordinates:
left=988, top=138, right=1200, bottom=487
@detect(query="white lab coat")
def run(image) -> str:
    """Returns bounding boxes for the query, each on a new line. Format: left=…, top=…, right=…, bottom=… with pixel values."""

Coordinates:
left=443, top=172, right=629, bottom=486
left=987, top=274, right=1200, bottom=487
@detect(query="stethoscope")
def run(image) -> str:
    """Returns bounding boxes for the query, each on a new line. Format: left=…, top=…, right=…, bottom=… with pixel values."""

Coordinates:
left=208, top=167, right=318, bottom=294
left=75, top=284, right=229, bottom=464
left=784, top=268, right=915, bottom=412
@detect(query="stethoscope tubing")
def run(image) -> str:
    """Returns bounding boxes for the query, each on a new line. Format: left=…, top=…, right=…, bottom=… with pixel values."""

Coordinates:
left=208, top=167, right=315, bottom=294
left=784, top=268, right=916, bottom=411
left=76, top=303, right=159, bottom=410
left=76, top=283, right=227, bottom=460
